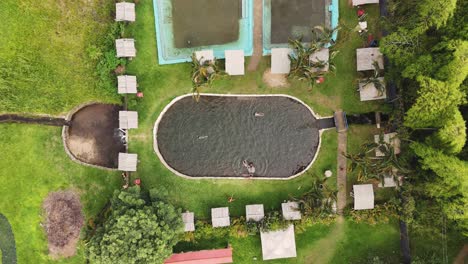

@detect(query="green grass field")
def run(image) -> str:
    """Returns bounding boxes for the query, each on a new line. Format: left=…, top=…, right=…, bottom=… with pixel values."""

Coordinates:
left=1, top=0, right=464, bottom=263
left=0, top=0, right=120, bottom=114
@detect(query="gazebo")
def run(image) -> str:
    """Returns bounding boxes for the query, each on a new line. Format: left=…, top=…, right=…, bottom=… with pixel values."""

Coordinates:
left=352, top=0, right=379, bottom=6
left=115, top=2, right=135, bottom=22
left=260, top=225, right=297, bottom=260
left=118, top=153, right=138, bottom=172
left=117, top=75, right=137, bottom=94
left=281, top=201, right=301, bottom=220
left=119, top=111, right=138, bottom=129
left=246, top=204, right=264, bottom=222
left=271, top=48, right=292, bottom=74
left=211, top=207, right=230, bottom=228
left=374, top=132, right=401, bottom=156
left=182, top=211, right=195, bottom=232
left=225, top=50, right=245, bottom=75
left=194, top=50, right=214, bottom=64
left=115, top=39, right=136, bottom=58
left=356, top=48, right=384, bottom=71
left=309, top=48, right=330, bottom=72
left=353, top=184, right=374, bottom=210
left=359, top=77, right=386, bottom=101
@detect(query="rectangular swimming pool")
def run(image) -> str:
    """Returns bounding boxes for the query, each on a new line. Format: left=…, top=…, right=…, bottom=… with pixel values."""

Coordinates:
left=153, top=0, right=253, bottom=64
left=263, top=0, right=339, bottom=54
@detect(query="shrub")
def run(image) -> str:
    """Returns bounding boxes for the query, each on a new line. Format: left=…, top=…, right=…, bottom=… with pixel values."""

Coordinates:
left=346, top=203, right=398, bottom=225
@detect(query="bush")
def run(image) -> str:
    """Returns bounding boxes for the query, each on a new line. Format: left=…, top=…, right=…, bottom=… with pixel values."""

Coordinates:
left=346, top=203, right=398, bottom=225
left=43, top=191, right=84, bottom=258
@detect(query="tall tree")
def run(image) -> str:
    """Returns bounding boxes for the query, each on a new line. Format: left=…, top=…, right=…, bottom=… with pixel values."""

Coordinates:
left=87, top=187, right=183, bottom=264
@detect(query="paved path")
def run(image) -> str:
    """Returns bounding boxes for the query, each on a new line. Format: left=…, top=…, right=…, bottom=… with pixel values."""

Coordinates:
left=335, top=110, right=348, bottom=214
left=247, top=0, right=263, bottom=71
left=454, top=245, right=468, bottom=264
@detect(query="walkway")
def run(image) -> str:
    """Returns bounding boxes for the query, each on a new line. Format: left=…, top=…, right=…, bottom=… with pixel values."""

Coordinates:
left=247, top=0, right=263, bottom=71
left=335, top=110, right=348, bottom=214
left=0, top=114, right=69, bottom=126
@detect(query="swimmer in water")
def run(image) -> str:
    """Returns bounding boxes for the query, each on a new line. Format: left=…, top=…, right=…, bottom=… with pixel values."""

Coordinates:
left=254, top=112, right=264, bottom=117
left=198, top=135, right=208, bottom=140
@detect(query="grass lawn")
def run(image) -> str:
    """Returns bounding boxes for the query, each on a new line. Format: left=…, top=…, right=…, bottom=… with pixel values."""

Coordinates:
left=0, top=0, right=120, bottom=114
left=0, top=124, right=120, bottom=263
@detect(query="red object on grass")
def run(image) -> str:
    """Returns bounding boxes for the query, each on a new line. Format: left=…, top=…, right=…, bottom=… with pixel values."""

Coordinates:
left=134, top=178, right=141, bottom=185
left=316, top=76, right=325, bottom=84
left=164, top=248, right=233, bottom=264
left=137, top=92, right=144, bottom=98
left=357, top=9, right=365, bottom=17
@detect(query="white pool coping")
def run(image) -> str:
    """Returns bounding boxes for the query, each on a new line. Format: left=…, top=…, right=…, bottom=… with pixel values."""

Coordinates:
left=153, top=93, right=333, bottom=180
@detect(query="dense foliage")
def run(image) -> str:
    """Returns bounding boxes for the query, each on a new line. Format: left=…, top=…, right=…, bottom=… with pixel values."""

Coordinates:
left=87, top=187, right=183, bottom=264
left=381, top=0, right=468, bottom=234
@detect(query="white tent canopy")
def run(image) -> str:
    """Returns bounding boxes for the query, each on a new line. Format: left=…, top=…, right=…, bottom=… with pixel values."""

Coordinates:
left=356, top=48, right=384, bottom=71
left=353, top=184, right=374, bottom=210
left=261, top=225, right=297, bottom=260
left=211, top=207, right=230, bottom=227
left=117, top=75, right=137, bottom=94
left=225, top=50, right=245, bottom=75
left=374, top=132, right=401, bottom=156
left=309, top=48, right=330, bottom=72
left=115, top=2, right=135, bottom=22
left=118, top=153, right=138, bottom=172
left=119, top=111, right=138, bottom=129
left=116, top=39, right=136, bottom=58
left=246, top=204, right=264, bottom=222
left=182, top=212, right=195, bottom=232
left=195, top=50, right=214, bottom=64
left=281, top=201, right=301, bottom=220
left=353, top=0, right=379, bottom=6
left=359, top=77, right=386, bottom=101
left=271, top=48, right=292, bottom=74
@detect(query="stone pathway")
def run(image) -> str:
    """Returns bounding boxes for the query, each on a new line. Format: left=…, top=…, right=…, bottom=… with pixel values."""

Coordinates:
left=247, top=0, right=263, bottom=71
left=334, top=110, right=348, bottom=215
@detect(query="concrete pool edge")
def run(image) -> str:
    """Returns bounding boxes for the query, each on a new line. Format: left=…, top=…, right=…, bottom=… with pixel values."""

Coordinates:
left=153, top=93, right=333, bottom=180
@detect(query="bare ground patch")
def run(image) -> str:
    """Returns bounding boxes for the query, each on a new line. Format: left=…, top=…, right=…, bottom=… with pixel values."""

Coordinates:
left=263, top=68, right=289, bottom=88
left=43, top=191, right=84, bottom=259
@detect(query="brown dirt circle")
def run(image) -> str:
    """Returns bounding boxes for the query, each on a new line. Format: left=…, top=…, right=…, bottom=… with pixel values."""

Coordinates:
left=43, top=191, right=84, bottom=259
left=66, top=103, right=125, bottom=168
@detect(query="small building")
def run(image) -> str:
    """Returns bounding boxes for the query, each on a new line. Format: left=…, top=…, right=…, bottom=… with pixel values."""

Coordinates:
left=211, top=207, right=230, bottom=228
left=378, top=175, right=398, bottom=188
left=260, top=225, right=297, bottom=261
left=224, top=50, right=245, bottom=75
left=356, top=47, right=384, bottom=71
left=117, top=75, right=137, bottom=94
left=374, top=132, right=401, bottom=157
left=119, top=111, right=138, bottom=129
left=309, top=48, right=329, bottom=72
left=281, top=201, right=301, bottom=220
left=359, top=77, right=386, bottom=101
left=165, top=248, right=233, bottom=264
left=352, top=0, right=379, bottom=6
left=194, top=50, right=214, bottom=64
left=116, top=39, right=136, bottom=58
left=118, top=153, right=138, bottom=172
left=246, top=204, right=264, bottom=222
left=182, top=211, right=195, bottom=232
left=271, top=48, right=292, bottom=74
left=115, top=2, right=135, bottom=22
left=353, top=184, right=374, bottom=210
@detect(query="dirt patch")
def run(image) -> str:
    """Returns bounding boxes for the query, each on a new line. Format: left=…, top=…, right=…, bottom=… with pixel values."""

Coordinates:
left=67, top=104, right=125, bottom=168
left=263, top=68, right=289, bottom=88
left=43, top=191, right=84, bottom=259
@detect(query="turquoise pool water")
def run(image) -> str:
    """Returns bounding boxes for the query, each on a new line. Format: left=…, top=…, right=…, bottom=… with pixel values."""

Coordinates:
left=153, top=0, right=253, bottom=64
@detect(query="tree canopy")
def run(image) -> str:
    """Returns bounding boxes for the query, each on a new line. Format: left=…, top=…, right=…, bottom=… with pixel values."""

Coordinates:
left=87, top=187, right=183, bottom=264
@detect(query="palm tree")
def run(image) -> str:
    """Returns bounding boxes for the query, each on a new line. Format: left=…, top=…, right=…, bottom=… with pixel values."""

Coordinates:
left=311, top=25, right=340, bottom=48
left=346, top=137, right=409, bottom=184
left=360, top=61, right=385, bottom=97
left=294, top=177, right=337, bottom=216
left=190, top=53, right=221, bottom=101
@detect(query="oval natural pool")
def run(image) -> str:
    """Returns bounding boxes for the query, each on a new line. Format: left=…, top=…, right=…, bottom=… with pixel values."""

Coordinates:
left=154, top=94, right=322, bottom=179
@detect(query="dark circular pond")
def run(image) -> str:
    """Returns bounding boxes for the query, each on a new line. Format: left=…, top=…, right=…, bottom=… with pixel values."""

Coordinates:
left=154, top=95, right=321, bottom=178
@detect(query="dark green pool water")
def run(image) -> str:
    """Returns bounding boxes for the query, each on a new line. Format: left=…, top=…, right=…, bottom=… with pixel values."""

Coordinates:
left=155, top=95, right=320, bottom=178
